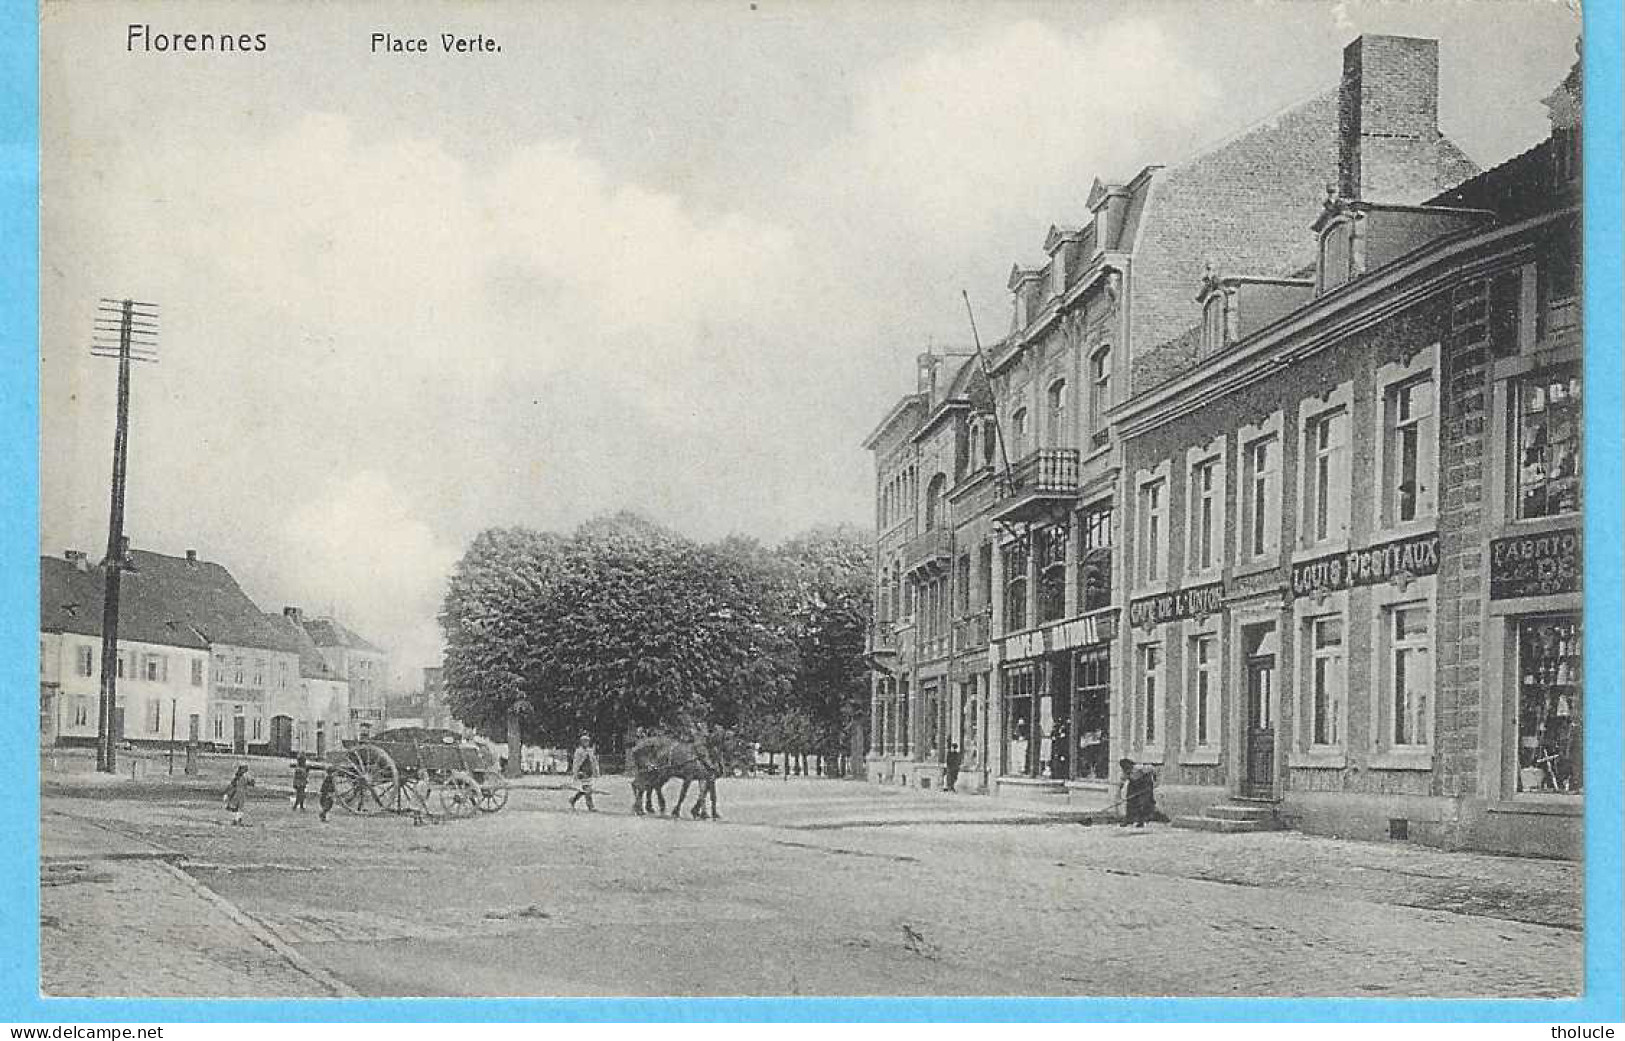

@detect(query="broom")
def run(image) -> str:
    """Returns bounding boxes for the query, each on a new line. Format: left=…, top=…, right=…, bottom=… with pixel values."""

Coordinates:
left=1078, top=789, right=1172, bottom=826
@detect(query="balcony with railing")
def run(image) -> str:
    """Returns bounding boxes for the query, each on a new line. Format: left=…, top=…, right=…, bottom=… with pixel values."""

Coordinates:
left=866, top=626, right=898, bottom=655
left=991, top=448, right=1081, bottom=523
left=902, top=526, right=954, bottom=578
left=953, top=612, right=991, bottom=652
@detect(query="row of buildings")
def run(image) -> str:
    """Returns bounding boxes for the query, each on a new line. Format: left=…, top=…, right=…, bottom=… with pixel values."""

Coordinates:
left=40, top=542, right=391, bottom=757
left=862, top=35, right=1584, bottom=857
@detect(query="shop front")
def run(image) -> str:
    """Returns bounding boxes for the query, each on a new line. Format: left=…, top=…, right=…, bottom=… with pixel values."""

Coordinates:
left=996, top=611, right=1116, bottom=790
left=1474, top=525, right=1583, bottom=856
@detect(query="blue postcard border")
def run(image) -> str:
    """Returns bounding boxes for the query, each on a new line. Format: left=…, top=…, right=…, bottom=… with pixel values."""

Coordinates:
left=3, top=0, right=1620, bottom=1024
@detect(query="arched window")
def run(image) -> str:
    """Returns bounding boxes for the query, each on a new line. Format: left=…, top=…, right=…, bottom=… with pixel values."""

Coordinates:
left=1202, top=294, right=1227, bottom=356
left=1319, top=217, right=1359, bottom=292
left=925, top=473, right=948, bottom=530
left=983, top=420, right=998, bottom=467
left=1047, top=380, right=1068, bottom=448
left=1004, top=537, right=1030, bottom=633
left=1012, top=408, right=1028, bottom=459
left=1090, top=348, right=1112, bottom=446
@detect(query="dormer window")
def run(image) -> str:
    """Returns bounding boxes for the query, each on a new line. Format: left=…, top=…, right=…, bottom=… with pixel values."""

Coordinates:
left=1317, top=212, right=1363, bottom=294
left=1202, top=292, right=1228, bottom=356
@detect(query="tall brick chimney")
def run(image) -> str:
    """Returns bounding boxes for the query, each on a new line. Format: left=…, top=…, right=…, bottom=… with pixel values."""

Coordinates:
left=284, top=605, right=304, bottom=625
left=1338, top=35, right=1442, bottom=204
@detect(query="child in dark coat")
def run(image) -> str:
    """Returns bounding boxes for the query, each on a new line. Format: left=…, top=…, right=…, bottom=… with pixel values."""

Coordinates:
left=291, top=754, right=309, bottom=811
left=319, top=769, right=337, bottom=822
left=223, top=765, right=254, bottom=826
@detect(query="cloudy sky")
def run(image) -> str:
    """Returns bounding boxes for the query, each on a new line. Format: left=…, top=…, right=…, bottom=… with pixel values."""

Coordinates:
left=39, top=0, right=1580, bottom=682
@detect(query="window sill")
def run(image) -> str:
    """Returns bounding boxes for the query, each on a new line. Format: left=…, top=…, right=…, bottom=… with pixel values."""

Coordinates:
left=1231, top=557, right=1281, bottom=582
left=1486, top=796, right=1583, bottom=817
left=1494, top=513, right=1583, bottom=537
left=1289, top=749, right=1346, bottom=769
left=1367, top=750, right=1433, bottom=771
left=1368, top=519, right=1438, bottom=545
left=1181, top=748, right=1221, bottom=766
left=1136, top=748, right=1165, bottom=766
left=1294, top=539, right=1349, bottom=563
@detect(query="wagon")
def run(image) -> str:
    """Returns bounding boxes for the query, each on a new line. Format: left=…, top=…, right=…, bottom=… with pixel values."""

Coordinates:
left=326, top=727, right=510, bottom=819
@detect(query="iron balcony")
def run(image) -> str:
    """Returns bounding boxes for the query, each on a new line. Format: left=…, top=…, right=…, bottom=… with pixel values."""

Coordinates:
left=991, top=448, right=1081, bottom=523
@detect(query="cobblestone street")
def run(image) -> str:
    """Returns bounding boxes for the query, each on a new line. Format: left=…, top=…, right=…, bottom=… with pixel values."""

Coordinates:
left=41, top=772, right=1583, bottom=998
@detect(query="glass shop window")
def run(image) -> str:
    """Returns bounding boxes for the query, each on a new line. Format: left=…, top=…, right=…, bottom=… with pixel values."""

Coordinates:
left=1515, top=365, right=1582, bottom=519
left=1517, top=617, right=1582, bottom=795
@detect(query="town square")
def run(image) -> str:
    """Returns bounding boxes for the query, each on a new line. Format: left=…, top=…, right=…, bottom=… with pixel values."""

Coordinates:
left=33, top=0, right=1596, bottom=1009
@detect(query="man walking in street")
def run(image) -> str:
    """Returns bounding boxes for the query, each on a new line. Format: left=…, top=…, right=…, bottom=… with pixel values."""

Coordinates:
left=944, top=741, right=963, bottom=793
left=568, top=732, right=599, bottom=812
left=291, top=753, right=310, bottom=811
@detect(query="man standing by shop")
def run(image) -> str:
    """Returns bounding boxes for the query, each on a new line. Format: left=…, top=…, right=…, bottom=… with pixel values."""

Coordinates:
left=944, top=741, right=963, bottom=793
left=568, top=732, right=599, bottom=812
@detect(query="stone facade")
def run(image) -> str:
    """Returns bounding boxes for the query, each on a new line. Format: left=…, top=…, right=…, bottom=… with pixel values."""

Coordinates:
left=860, top=34, right=1583, bottom=857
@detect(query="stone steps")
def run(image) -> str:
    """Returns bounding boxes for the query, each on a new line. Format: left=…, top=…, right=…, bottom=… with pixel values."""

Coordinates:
left=1172, top=802, right=1287, bottom=833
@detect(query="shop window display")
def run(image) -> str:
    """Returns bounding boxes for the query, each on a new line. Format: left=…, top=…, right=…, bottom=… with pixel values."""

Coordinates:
left=1516, top=366, right=1582, bottom=519
left=1074, top=647, right=1111, bottom=779
left=1518, top=617, right=1582, bottom=794
left=1003, top=665, right=1038, bottom=776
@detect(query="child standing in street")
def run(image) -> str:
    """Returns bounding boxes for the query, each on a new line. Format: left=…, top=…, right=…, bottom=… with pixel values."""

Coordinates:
left=291, top=753, right=309, bottom=811
left=223, top=764, right=254, bottom=826
left=318, top=769, right=337, bottom=822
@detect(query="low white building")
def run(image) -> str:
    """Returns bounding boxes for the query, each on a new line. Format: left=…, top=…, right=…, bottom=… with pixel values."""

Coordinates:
left=40, top=550, right=211, bottom=747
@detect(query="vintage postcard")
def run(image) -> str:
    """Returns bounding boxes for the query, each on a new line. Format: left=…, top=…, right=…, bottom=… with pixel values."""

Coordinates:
left=27, top=0, right=1615, bottom=1020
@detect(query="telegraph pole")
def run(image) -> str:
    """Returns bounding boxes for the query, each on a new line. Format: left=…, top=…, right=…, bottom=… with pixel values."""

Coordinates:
left=91, top=298, right=158, bottom=773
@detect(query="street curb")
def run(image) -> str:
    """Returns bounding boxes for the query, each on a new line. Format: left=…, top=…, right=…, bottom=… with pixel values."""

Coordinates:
left=155, top=861, right=360, bottom=998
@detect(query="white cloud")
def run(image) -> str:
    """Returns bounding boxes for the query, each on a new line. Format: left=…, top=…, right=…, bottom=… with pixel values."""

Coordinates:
left=820, top=18, right=1220, bottom=251
left=272, top=471, right=460, bottom=682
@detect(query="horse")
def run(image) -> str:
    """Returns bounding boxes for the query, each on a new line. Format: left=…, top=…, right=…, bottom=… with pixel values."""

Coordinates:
left=629, top=733, right=735, bottom=820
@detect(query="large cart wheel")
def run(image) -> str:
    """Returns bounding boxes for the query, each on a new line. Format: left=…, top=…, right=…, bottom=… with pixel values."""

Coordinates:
left=437, top=774, right=479, bottom=819
left=397, top=776, right=431, bottom=815
left=472, top=771, right=510, bottom=813
left=332, top=745, right=398, bottom=815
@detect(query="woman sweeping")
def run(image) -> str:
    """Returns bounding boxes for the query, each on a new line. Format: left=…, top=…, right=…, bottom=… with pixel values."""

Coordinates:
left=1119, top=757, right=1157, bottom=828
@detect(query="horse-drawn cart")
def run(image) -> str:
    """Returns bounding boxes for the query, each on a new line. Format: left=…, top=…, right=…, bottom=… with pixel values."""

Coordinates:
left=326, top=727, right=509, bottom=819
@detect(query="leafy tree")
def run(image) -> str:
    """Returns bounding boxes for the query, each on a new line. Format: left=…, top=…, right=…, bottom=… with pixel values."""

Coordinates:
left=438, top=514, right=802, bottom=766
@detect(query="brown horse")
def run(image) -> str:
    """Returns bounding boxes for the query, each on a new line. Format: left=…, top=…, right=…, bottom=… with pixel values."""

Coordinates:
left=629, top=734, right=726, bottom=819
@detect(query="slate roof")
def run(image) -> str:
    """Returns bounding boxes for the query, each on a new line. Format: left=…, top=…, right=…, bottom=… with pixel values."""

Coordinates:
left=41, top=555, right=209, bottom=651
left=40, top=549, right=302, bottom=654
left=1425, top=139, right=1567, bottom=223
left=263, top=612, right=340, bottom=680
left=302, top=616, right=386, bottom=655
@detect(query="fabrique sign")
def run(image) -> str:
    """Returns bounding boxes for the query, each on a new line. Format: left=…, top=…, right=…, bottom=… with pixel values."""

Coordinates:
left=1490, top=528, right=1581, bottom=600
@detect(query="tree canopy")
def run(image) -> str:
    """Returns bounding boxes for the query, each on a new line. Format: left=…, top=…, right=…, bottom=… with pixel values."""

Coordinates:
left=438, top=514, right=872, bottom=755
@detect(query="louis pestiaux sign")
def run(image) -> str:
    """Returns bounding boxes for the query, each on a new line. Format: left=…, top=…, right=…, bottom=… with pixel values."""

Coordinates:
left=1290, top=532, right=1439, bottom=598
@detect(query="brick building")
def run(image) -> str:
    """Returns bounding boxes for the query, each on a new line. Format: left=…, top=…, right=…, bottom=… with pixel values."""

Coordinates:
left=862, top=35, right=1581, bottom=856
left=1110, top=48, right=1581, bottom=856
